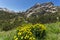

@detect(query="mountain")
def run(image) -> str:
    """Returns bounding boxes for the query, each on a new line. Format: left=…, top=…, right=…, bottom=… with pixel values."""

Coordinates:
left=0, top=8, right=25, bottom=31
left=23, top=2, right=60, bottom=24
left=0, top=8, right=16, bottom=13
left=25, top=2, right=57, bottom=18
left=0, top=2, right=60, bottom=31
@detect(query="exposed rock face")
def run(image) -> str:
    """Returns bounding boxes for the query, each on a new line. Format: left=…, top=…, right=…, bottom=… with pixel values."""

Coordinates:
left=25, top=2, right=57, bottom=18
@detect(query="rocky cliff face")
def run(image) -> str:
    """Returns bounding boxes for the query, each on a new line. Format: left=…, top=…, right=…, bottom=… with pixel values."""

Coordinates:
left=25, top=2, right=57, bottom=18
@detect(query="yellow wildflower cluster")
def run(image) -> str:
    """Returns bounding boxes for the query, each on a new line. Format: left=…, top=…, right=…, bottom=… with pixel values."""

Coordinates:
left=31, top=24, right=46, bottom=38
left=14, top=24, right=46, bottom=40
left=33, top=24, right=46, bottom=30
left=14, top=36, right=18, bottom=40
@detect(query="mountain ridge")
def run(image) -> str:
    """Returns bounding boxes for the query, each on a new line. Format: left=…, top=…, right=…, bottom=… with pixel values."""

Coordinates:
left=25, top=2, right=57, bottom=17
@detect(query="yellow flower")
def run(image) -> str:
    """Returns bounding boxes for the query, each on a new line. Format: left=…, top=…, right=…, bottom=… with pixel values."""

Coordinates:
left=29, top=32, right=32, bottom=35
left=29, top=37, right=32, bottom=39
left=21, top=36, right=23, bottom=39
left=18, top=32, right=21, bottom=35
left=14, top=36, right=16, bottom=39
left=34, top=24, right=46, bottom=30
left=33, top=37, right=35, bottom=40
left=41, top=25, right=46, bottom=30
left=24, top=37, right=26, bottom=39
left=29, top=37, right=33, bottom=40
left=29, top=37, right=35, bottom=40
left=24, top=35, right=29, bottom=39
left=15, top=38, right=18, bottom=40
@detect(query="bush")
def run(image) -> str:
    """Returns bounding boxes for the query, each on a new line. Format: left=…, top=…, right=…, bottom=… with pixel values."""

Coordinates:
left=31, top=24, right=46, bottom=39
left=14, top=24, right=46, bottom=40
left=2, top=17, right=26, bottom=31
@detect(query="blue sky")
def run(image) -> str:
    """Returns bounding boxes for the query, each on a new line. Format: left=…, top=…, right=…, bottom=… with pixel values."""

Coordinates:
left=0, top=0, right=60, bottom=11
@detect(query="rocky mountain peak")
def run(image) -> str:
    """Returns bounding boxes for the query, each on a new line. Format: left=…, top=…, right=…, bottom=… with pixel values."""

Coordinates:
left=25, top=2, right=57, bottom=18
left=35, top=3, right=41, bottom=6
left=43, top=2, right=54, bottom=5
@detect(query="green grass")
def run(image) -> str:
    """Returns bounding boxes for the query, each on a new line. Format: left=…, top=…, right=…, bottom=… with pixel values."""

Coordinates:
left=0, top=30, right=16, bottom=40
left=0, top=22, right=60, bottom=40
left=44, top=22, right=60, bottom=40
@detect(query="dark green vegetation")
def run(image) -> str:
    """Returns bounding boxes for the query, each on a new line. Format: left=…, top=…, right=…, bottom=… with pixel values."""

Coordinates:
left=26, top=6, right=60, bottom=24
left=0, top=7, right=60, bottom=31
left=14, top=24, right=46, bottom=40
left=0, top=2, right=60, bottom=40
left=0, top=22, right=60, bottom=40
left=0, top=10, right=25, bottom=31
left=0, top=10, right=60, bottom=40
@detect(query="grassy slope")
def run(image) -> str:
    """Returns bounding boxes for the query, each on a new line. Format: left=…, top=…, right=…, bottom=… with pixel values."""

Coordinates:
left=0, top=22, right=60, bottom=40
left=44, top=22, right=60, bottom=40
left=0, top=30, right=16, bottom=40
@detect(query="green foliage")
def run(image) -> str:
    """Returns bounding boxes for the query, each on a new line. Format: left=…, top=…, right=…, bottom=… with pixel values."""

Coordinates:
left=0, top=22, right=60, bottom=40
left=44, top=22, right=60, bottom=40
left=0, top=11, right=25, bottom=31
left=14, top=24, right=46, bottom=40
left=26, top=12, right=60, bottom=23
left=31, top=24, right=46, bottom=39
left=2, top=17, right=25, bottom=31
left=0, top=30, right=16, bottom=40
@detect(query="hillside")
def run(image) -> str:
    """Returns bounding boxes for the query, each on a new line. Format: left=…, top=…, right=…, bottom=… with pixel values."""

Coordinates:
left=25, top=2, right=57, bottom=17
left=0, top=10, right=25, bottom=31
left=24, top=2, right=60, bottom=23
left=0, top=2, right=60, bottom=31
left=0, top=2, right=60, bottom=40
left=0, top=22, right=60, bottom=40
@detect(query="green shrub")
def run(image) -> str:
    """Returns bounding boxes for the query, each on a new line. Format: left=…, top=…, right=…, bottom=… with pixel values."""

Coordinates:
left=14, top=24, right=46, bottom=40
left=31, top=24, right=46, bottom=39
